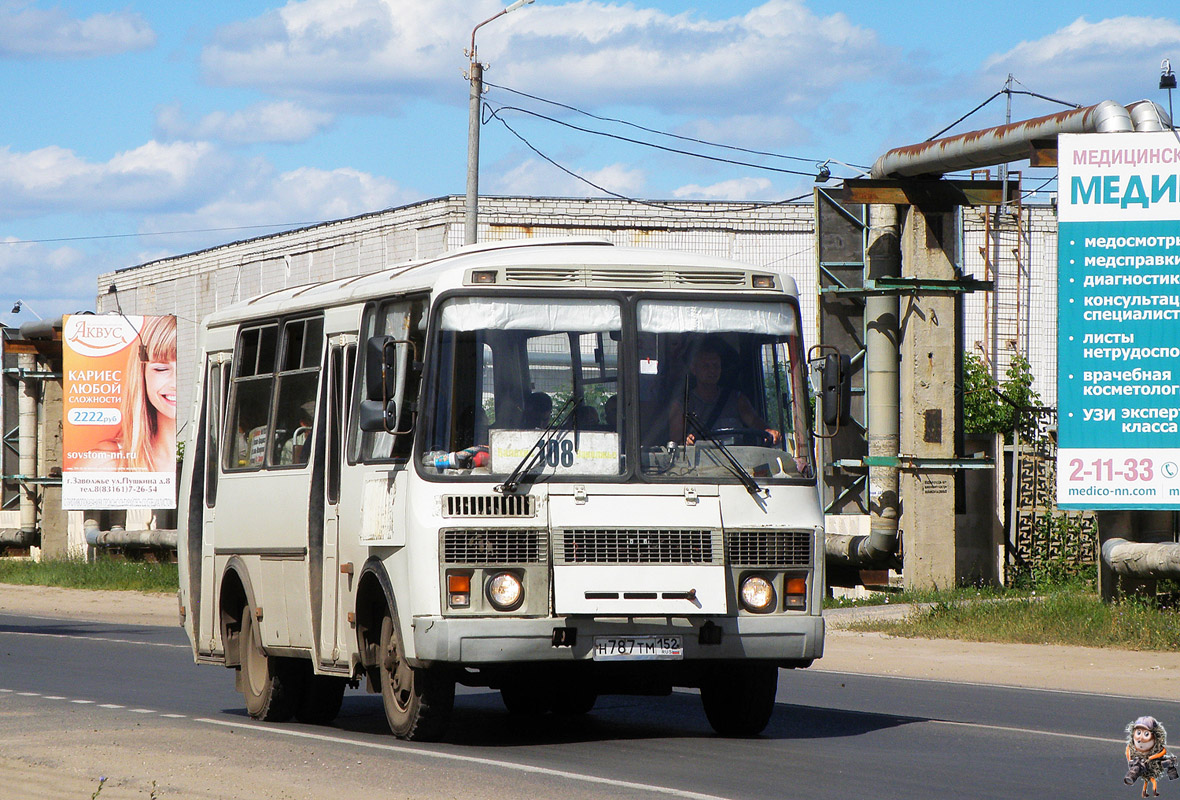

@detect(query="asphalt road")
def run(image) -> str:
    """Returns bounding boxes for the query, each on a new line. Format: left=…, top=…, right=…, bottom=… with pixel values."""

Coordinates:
left=0, top=610, right=1161, bottom=800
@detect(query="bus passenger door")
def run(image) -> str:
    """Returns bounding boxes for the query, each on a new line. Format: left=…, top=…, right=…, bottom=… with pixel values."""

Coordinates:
left=199, top=354, right=230, bottom=655
left=319, top=340, right=354, bottom=664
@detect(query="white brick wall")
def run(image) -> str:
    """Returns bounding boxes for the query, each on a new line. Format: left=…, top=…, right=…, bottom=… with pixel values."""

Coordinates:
left=97, top=194, right=1060, bottom=420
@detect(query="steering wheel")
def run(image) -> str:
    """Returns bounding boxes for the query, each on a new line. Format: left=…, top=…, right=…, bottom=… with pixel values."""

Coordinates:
left=707, top=427, right=775, bottom=447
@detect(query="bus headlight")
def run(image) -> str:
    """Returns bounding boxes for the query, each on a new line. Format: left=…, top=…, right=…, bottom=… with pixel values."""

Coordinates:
left=486, top=572, right=524, bottom=611
left=739, top=575, right=776, bottom=613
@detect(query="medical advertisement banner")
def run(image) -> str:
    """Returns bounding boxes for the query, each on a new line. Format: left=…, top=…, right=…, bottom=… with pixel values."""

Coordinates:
left=1057, top=132, right=1180, bottom=508
left=62, top=315, right=177, bottom=509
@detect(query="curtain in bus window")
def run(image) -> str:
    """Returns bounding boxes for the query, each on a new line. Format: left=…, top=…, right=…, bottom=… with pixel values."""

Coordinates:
left=638, top=301, right=797, bottom=336
left=440, top=297, right=621, bottom=332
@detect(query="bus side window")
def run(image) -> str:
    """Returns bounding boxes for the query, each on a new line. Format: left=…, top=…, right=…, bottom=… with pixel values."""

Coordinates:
left=205, top=359, right=227, bottom=507
left=225, top=325, right=278, bottom=471
left=352, top=297, right=426, bottom=462
left=271, top=317, right=324, bottom=467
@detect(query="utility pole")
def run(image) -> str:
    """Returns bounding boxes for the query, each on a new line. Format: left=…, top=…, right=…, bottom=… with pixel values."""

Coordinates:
left=465, top=0, right=535, bottom=246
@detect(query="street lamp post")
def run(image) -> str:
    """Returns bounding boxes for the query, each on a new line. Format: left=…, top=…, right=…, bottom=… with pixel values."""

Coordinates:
left=465, top=0, right=534, bottom=246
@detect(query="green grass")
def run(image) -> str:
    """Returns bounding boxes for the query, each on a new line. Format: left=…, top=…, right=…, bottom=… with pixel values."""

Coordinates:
left=847, top=589, right=1180, bottom=652
left=0, top=558, right=178, bottom=594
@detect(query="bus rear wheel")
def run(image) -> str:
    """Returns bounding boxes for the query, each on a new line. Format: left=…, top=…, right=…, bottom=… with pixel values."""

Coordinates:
left=239, top=605, right=298, bottom=722
left=378, top=613, right=454, bottom=741
left=700, top=663, right=778, bottom=737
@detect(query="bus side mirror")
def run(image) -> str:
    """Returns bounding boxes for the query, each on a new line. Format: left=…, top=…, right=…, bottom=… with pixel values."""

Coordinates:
left=365, top=335, right=398, bottom=402
left=822, top=353, right=852, bottom=428
left=358, top=398, right=398, bottom=432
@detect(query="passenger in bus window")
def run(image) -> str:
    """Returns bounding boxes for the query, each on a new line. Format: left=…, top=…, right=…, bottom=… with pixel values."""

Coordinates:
left=76, top=316, right=178, bottom=473
left=279, top=401, right=315, bottom=465
left=668, top=341, right=781, bottom=446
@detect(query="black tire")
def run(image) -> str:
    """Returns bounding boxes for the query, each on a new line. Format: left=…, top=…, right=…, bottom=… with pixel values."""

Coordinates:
left=550, top=686, right=597, bottom=716
left=500, top=681, right=553, bottom=716
left=379, top=612, right=454, bottom=741
left=239, top=607, right=299, bottom=722
left=700, top=663, right=778, bottom=737
left=296, top=675, right=347, bottom=724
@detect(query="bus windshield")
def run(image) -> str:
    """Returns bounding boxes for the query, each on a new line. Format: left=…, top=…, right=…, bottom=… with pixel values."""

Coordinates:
left=420, top=295, right=813, bottom=483
left=636, top=299, right=814, bottom=481
left=422, top=296, right=624, bottom=479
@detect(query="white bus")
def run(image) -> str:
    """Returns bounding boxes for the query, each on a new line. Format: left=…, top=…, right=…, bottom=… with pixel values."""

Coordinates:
left=177, top=238, right=837, bottom=740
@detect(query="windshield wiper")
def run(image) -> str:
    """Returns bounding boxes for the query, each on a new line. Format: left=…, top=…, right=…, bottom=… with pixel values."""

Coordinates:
left=684, top=412, right=764, bottom=497
left=495, top=395, right=582, bottom=494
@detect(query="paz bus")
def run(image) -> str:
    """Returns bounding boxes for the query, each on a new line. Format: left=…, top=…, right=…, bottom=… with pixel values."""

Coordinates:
left=177, top=238, right=837, bottom=740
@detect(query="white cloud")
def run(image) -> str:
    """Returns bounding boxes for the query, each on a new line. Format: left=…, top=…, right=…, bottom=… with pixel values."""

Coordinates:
left=0, top=2, right=154, bottom=58
left=137, top=165, right=414, bottom=243
left=492, top=157, right=645, bottom=197
left=156, top=101, right=336, bottom=144
left=673, top=177, right=774, bottom=200
left=982, top=16, right=1180, bottom=104
left=0, top=237, right=94, bottom=317
left=201, top=0, right=893, bottom=116
left=0, top=141, right=229, bottom=215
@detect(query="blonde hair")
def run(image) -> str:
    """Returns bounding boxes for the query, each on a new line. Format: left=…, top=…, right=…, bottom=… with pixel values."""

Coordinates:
left=118, top=316, right=177, bottom=472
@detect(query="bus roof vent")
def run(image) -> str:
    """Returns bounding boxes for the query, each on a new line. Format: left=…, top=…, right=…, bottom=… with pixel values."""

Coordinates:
left=443, top=494, right=537, bottom=518
left=502, top=265, right=757, bottom=289
left=503, top=266, right=582, bottom=285
left=670, top=269, right=748, bottom=287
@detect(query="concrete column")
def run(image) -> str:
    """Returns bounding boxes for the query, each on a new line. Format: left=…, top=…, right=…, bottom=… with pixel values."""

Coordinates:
left=899, top=207, right=959, bottom=590
left=39, top=370, right=68, bottom=559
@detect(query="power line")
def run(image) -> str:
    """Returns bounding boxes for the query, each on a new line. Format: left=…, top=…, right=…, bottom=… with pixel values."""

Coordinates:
left=484, top=80, right=867, bottom=169
left=485, top=107, right=812, bottom=213
left=487, top=103, right=822, bottom=178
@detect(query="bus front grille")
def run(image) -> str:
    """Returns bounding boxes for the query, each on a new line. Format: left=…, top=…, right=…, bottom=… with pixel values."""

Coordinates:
left=443, top=494, right=536, bottom=518
left=441, top=529, right=548, bottom=564
left=556, top=528, right=720, bottom=564
left=725, top=530, right=812, bottom=567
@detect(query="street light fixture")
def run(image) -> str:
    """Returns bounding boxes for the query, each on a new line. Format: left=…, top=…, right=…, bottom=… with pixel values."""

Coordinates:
left=466, top=0, right=535, bottom=246
left=9, top=300, right=42, bottom=320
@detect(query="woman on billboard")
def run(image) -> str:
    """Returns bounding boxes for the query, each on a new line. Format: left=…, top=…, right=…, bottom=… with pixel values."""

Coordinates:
left=75, top=315, right=177, bottom=472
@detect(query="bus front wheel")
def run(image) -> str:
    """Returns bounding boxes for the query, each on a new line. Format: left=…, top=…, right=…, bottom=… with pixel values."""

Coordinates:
left=699, top=663, right=778, bottom=737
left=378, top=613, right=454, bottom=741
left=239, top=605, right=298, bottom=722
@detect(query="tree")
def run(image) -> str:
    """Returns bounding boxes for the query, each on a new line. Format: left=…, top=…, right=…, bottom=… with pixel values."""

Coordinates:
left=962, top=352, right=1040, bottom=439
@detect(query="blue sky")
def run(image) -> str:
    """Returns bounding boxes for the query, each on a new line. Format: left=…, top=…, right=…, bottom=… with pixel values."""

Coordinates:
left=2, top=0, right=1179, bottom=321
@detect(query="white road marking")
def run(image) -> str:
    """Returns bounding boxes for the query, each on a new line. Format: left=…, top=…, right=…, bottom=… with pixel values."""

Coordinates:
left=0, top=629, right=186, bottom=649
left=131, top=708, right=155, bottom=714
left=196, top=717, right=739, bottom=800
left=42, top=696, right=65, bottom=700
left=70, top=699, right=94, bottom=705
left=928, top=718, right=1119, bottom=744
left=99, top=704, right=124, bottom=709
left=813, top=668, right=1180, bottom=704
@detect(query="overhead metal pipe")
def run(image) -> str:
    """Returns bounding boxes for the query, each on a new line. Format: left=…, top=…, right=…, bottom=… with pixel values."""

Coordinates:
left=1126, top=100, right=1173, bottom=131
left=871, top=100, right=1134, bottom=179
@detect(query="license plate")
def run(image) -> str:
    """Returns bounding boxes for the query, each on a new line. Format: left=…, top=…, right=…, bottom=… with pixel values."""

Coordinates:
left=592, top=635, right=684, bottom=661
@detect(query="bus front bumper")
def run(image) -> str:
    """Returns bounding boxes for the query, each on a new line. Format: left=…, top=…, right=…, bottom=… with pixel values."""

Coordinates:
left=409, top=613, right=824, bottom=665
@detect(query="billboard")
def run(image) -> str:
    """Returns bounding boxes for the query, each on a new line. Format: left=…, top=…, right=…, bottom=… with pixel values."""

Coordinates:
left=62, top=315, right=177, bottom=509
left=1057, top=132, right=1180, bottom=508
